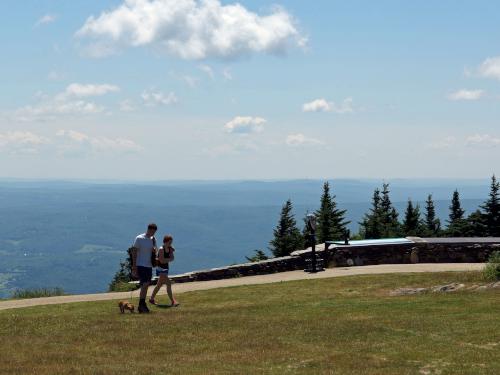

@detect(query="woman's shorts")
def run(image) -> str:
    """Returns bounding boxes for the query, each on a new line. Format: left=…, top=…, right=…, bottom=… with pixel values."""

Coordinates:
left=156, top=267, right=169, bottom=276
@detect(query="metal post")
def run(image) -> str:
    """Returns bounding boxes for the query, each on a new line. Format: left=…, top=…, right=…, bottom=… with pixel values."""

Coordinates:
left=310, top=232, right=317, bottom=273
left=305, top=213, right=318, bottom=273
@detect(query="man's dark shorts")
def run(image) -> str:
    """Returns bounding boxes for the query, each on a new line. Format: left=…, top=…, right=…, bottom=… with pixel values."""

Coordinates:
left=137, top=266, right=152, bottom=285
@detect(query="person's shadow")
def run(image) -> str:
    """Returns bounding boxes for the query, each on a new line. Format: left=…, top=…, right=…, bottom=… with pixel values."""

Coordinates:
left=156, top=303, right=180, bottom=309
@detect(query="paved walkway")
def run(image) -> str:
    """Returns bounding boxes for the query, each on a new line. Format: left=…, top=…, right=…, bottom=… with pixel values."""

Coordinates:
left=0, top=263, right=484, bottom=311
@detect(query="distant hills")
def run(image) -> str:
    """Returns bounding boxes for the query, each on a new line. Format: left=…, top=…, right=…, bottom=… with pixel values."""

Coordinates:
left=0, top=179, right=490, bottom=297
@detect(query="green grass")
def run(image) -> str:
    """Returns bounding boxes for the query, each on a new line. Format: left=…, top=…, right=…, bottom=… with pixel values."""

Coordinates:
left=108, top=281, right=138, bottom=292
left=0, top=272, right=498, bottom=375
left=483, top=251, right=500, bottom=281
left=9, top=287, right=65, bottom=299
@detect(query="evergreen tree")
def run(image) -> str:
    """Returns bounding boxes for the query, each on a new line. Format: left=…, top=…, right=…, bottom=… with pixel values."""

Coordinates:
left=481, top=175, right=500, bottom=236
left=108, top=258, right=132, bottom=292
left=424, top=194, right=441, bottom=236
left=359, top=188, right=383, bottom=239
left=380, top=183, right=401, bottom=237
left=446, top=190, right=467, bottom=236
left=315, top=182, right=349, bottom=243
left=269, top=199, right=304, bottom=257
left=403, top=199, right=423, bottom=236
left=465, top=210, right=488, bottom=237
left=245, top=249, right=269, bottom=262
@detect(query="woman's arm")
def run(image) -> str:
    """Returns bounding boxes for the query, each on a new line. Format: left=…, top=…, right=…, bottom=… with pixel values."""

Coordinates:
left=158, top=247, right=166, bottom=263
left=166, top=248, right=175, bottom=263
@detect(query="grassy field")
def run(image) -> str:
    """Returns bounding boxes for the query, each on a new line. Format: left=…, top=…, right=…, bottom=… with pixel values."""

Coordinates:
left=0, top=272, right=498, bottom=375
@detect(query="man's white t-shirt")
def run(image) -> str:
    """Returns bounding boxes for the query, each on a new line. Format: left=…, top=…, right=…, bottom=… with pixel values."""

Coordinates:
left=133, top=233, right=155, bottom=268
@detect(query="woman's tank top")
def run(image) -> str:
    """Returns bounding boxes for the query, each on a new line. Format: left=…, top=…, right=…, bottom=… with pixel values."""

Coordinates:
left=157, top=246, right=174, bottom=269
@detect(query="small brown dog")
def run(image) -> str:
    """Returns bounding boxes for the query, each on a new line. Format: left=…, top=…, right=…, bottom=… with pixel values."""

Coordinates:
left=118, top=300, right=135, bottom=314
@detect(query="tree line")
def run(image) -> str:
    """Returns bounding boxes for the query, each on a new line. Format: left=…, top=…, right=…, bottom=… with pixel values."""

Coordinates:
left=263, top=175, right=500, bottom=259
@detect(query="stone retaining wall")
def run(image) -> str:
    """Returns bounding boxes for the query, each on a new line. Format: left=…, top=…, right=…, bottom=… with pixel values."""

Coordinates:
left=157, top=237, right=499, bottom=284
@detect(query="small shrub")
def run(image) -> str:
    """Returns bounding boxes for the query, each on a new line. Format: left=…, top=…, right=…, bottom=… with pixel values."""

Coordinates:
left=11, top=287, right=65, bottom=299
left=108, top=256, right=133, bottom=292
left=245, top=249, right=269, bottom=263
left=109, top=281, right=138, bottom=292
left=483, top=251, right=500, bottom=281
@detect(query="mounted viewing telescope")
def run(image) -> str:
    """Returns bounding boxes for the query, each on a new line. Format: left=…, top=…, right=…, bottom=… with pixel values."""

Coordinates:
left=305, top=214, right=324, bottom=273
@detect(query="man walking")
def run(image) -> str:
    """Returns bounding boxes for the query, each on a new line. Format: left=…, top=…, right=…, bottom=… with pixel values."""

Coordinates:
left=131, top=223, right=157, bottom=313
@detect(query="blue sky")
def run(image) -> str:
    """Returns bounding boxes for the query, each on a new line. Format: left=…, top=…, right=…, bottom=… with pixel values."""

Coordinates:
left=0, top=0, right=499, bottom=180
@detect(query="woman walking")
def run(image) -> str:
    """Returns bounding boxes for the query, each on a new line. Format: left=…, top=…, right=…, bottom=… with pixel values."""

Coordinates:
left=149, top=235, right=179, bottom=307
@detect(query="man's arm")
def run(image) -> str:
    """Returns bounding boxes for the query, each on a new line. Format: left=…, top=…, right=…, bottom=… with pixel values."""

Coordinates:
left=130, top=241, right=139, bottom=277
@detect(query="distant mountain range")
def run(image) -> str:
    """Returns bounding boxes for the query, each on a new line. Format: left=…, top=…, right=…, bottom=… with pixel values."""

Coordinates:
left=0, top=179, right=490, bottom=297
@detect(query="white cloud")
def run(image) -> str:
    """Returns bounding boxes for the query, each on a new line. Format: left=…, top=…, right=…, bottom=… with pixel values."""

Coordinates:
left=426, top=136, right=457, bottom=150
left=56, top=130, right=142, bottom=156
left=447, top=89, right=484, bottom=101
left=199, top=65, right=215, bottom=80
left=35, top=14, right=57, bottom=27
left=13, top=83, right=119, bottom=122
left=302, top=97, right=354, bottom=113
left=119, top=99, right=135, bottom=112
left=14, top=101, right=104, bottom=122
left=224, top=116, right=266, bottom=134
left=0, top=131, right=51, bottom=154
left=302, top=98, right=331, bottom=112
left=76, top=0, right=304, bottom=60
left=141, top=90, right=178, bottom=106
left=466, top=134, right=500, bottom=148
left=285, top=133, right=323, bottom=146
left=63, top=83, right=119, bottom=98
left=478, top=57, right=500, bottom=80
left=181, top=75, right=199, bottom=88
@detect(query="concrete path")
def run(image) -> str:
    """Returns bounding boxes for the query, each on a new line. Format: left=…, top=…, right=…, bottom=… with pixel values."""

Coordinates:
left=0, top=263, right=485, bottom=311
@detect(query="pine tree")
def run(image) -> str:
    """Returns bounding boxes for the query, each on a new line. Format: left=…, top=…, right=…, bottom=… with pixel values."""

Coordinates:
left=108, top=259, right=132, bottom=292
left=403, top=199, right=423, bottom=236
left=315, top=182, right=349, bottom=243
left=446, top=190, right=467, bottom=236
left=424, top=194, right=441, bottom=236
left=245, top=249, right=269, bottom=262
left=380, top=183, right=401, bottom=237
left=465, top=210, right=488, bottom=237
left=481, top=175, right=500, bottom=236
left=359, top=188, right=383, bottom=239
left=269, top=199, right=304, bottom=257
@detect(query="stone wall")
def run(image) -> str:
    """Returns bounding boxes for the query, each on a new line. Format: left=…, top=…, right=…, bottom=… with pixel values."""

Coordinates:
left=160, top=237, right=499, bottom=284
left=170, top=256, right=303, bottom=283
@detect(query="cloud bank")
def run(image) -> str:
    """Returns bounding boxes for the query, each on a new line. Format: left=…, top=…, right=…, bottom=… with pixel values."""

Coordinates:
left=0, top=131, right=50, bottom=154
left=0, top=130, right=141, bottom=156
left=14, top=83, right=119, bottom=122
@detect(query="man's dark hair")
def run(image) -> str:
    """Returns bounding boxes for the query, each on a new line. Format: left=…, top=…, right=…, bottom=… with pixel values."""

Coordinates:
left=147, top=223, right=158, bottom=231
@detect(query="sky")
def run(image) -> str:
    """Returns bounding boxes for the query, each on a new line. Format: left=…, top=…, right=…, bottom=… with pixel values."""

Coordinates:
left=0, top=0, right=499, bottom=180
